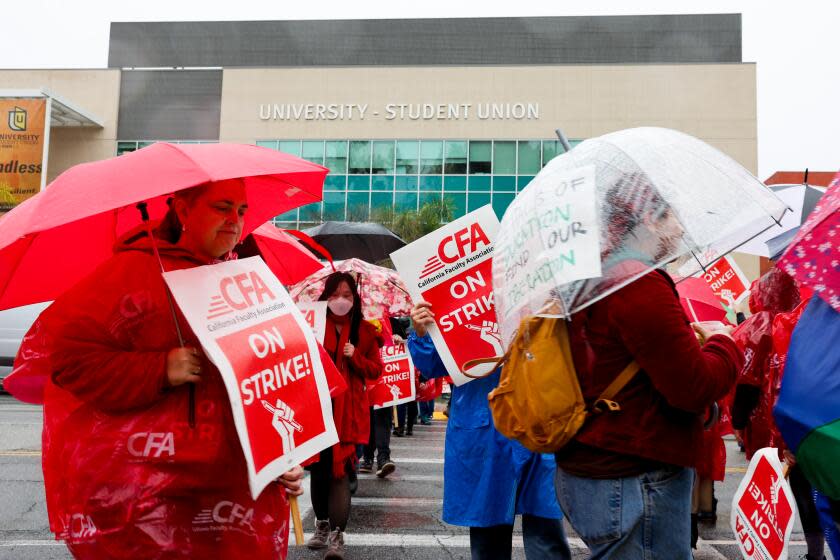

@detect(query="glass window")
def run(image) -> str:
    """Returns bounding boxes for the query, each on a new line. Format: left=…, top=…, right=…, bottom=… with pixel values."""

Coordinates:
left=468, top=176, right=491, bottom=192
left=371, top=175, right=394, bottom=191
left=493, top=141, right=516, bottom=175
left=469, top=141, right=492, bottom=174
left=299, top=202, right=322, bottom=222
left=302, top=141, right=324, bottom=164
left=493, top=176, right=516, bottom=192
left=278, top=140, right=302, bottom=157
left=420, top=141, right=443, bottom=174
left=325, top=141, right=348, bottom=174
left=419, top=176, right=442, bottom=192
left=117, top=141, right=137, bottom=155
left=395, top=192, right=418, bottom=212
left=371, top=192, right=393, bottom=214
left=324, top=175, right=346, bottom=191
left=256, top=140, right=278, bottom=150
left=420, top=192, right=442, bottom=208
left=517, top=175, right=535, bottom=191
left=444, top=141, right=467, bottom=174
left=396, top=141, right=419, bottom=174
left=395, top=175, right=418, bottom=192
left=444, top=192, right=466, bottom=218
left=444, top=175, right=467, bottom=192
left=492, top=192, right=516, bottom=219
left=274, top=208, right=298, bottom=222
left=347, top=192, right=370, bottom=221
left=371, top=141, right=395, bottom=174
left=542, top=140, right=562, bottom=167
left=138, top=141, right=154, bottom=149
left=323, top=192, right=345, bottom=221
left=517, top=141, right=541, bottom=174
left=348, top=175, right=371, bottom=191
left=468, top=192, right=492, bottom=212
left=348, top=141, right=371, bottom=174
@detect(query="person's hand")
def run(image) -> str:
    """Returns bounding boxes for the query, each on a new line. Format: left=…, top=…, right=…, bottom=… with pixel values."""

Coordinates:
left=166, top=347, right=202, bottom=386
left=277, top=465, right=304, bottom=496
left=692, top=321, right=734, bottom=343
left=343, top=343, right=355, bottom=358
left=411, top=302, right=435, bottom=337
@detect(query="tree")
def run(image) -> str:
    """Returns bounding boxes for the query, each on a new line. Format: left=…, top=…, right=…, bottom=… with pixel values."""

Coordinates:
left=371, top=199, right=455, bottom=244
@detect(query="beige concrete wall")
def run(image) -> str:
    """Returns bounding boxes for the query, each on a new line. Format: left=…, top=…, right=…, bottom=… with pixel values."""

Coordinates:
left=220, top=64, right=757, bottom=173
left=0, top=70, right=120, bottom=182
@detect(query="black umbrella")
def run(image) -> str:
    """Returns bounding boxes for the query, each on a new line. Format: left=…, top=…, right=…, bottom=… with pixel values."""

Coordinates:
left=766, top=184, right=825, bottom=259
left=301, top=221, right=406, bottom=263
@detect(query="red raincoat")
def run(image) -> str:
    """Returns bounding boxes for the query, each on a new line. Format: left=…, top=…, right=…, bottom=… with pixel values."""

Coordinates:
left=31, top=232, right=290, bottom=559
left=731, top=269, right=801, bottom=458
left=323, top=315, right=383, bottom=476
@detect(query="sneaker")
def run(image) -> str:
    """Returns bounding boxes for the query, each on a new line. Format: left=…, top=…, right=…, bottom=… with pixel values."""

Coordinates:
left=306, top=520, right=330, bottom=550
left=324, top=528, right=345, bottom=559
left=393, top=428, right=404, bottom=437
left=376, top=461, right=396, bottom=478
left=358, top=460, right=373, bottom=473
left=405, top=427, right=413, bottom=436
left=420, top=417, right=432, bottom=425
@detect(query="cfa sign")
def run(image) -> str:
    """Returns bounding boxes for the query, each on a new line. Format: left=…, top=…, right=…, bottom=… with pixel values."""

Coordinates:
left=703, top=256, right=749, bottom=306
left=731, top=448, right=796, bottom=560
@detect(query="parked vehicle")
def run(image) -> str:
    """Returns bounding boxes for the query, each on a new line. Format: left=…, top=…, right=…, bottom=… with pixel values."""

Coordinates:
left=0, top=303, right=49, bottom=392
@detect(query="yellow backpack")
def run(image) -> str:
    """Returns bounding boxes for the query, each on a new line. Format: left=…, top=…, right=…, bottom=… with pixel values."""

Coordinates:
left=462, top=316, right=639, bottom=453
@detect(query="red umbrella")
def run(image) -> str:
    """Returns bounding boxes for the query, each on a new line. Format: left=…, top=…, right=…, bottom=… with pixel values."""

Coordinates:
left=778, top=171, right=840, bottom=312
left=0, top=142, right=327, bottom=311
left=242, top=223, right=323, bottom=285
left=675, top=277, right=728, bottom=323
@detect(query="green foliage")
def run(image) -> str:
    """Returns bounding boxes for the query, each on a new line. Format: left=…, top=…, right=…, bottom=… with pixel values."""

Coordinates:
left=371, top=199, right=454, bottom=244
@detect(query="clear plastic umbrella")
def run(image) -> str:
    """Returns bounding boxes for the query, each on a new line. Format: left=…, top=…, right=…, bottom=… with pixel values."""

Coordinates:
left=493, top=127, right=788, bottom=345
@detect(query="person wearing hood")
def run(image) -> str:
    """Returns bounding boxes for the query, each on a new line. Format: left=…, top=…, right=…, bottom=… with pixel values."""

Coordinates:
left=29, top=180, right=304, bottom=559
left=305, top=271, right=384, bottom=559
left=408, top=303, right=572, bottom=560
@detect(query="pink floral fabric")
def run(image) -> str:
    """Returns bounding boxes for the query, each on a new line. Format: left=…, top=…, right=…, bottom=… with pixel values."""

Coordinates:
left=778, top=171, right=840, bottom=311
left=289, top=258, right=414, bottom=319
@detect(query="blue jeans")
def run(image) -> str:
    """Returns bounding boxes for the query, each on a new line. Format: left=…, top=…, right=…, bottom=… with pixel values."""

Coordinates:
left=469, top=514, right=572, bottom=560
left=554, top=466, right=693, bottom=560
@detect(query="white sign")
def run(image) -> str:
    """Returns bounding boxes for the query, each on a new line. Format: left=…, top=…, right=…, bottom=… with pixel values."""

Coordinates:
left=163, top=257, right=338, bottom=499
left=296, top=301, right=327, bottom=344
left=259, top=102, right=540, bottom=122
left=731, top=448, right=797, bottom=560
left=493, top=165, right=602, bottom=342
left=391, top=206, right=500, bottom=385
left=369, top=343, right=417, bottom=409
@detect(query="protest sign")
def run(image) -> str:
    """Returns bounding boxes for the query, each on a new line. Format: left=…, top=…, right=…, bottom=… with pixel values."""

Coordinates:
left=731, top=447, right=796, bottom=560
left=296, top=301, right=327, bottom=343
left=164, top=256, right=338, bottom=499
left=368, top=342, right=416, bottom=409
left=703, top=256, right=750, bottom=306
left=391, top=205, right=500, bottom=385
left=492, top=165, right=602, bottom=342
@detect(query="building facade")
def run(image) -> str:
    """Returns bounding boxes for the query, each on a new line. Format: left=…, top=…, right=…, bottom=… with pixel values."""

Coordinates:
left=2, top=14, right=756, bottom=232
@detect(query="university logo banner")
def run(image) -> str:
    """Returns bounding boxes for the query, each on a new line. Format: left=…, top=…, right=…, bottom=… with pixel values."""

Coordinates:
left=0, top=98, right=47, bottom=211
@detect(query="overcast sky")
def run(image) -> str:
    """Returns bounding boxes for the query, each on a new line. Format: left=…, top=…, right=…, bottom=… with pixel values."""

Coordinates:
left=3, top=1, right=838, bottom=180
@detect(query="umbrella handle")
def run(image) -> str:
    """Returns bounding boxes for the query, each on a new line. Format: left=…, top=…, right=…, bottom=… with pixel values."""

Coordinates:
left=136, top=202, right=195, bottom=428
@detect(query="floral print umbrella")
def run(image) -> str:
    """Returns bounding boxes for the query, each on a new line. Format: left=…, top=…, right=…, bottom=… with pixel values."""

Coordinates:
left=289, top=258, right=414, bottom=319
left=778, top=171, right=840, bottom=311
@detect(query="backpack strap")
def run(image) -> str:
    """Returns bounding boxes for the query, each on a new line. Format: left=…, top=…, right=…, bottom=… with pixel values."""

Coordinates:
left=461, top=350, right=509, bottom=379
left=591, top=361, right=640, bottom=414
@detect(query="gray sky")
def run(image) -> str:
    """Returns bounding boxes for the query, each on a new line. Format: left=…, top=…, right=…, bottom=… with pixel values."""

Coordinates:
left=4, top=0, right=838, bottom=180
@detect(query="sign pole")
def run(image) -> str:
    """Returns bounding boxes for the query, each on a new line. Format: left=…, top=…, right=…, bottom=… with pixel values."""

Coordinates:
left=289, top=495, right=304, bottom=545
left=40, top=95, right=52, bottom=190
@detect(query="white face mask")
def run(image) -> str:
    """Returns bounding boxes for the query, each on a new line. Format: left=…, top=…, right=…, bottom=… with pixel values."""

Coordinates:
left=328, top=297, right=354, bottom=316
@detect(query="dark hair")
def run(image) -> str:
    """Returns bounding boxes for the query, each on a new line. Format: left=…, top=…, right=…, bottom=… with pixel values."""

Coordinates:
left=318, top=271, right=363, bottom=345
left=156, top=185, right=207, bottom=243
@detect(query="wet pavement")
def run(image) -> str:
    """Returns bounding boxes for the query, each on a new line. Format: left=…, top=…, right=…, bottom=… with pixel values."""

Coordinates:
left=0, top=395, right=822, bottom=559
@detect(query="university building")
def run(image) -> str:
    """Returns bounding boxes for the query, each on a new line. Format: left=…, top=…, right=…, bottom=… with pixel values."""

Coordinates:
left=0, top=14, right=754, bottom=231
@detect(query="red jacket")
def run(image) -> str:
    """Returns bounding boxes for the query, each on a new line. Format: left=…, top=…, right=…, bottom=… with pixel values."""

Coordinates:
left=35, top=233, right=289, bottom=559
left=568, top=270, right=743, bottom=468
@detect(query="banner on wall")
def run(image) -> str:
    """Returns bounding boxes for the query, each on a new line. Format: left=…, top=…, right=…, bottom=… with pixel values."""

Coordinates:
left=164, top=257, right=338, bottom=499
left=391, top=205, right=501, bottom=385
left=0, top=97, right=48, bottom=211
